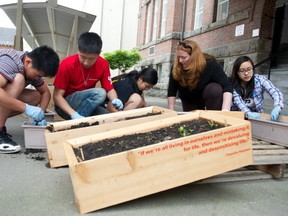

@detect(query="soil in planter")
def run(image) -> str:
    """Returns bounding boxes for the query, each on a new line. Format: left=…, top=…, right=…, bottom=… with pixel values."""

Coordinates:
left=74, top=119, right=224, bottom=161
left=46, top=121, right=100, bottom=132
left=46, top=112, right=161, bottom=132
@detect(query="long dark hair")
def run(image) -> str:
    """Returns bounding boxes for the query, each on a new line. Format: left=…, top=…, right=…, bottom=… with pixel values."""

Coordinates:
left=112, top=68, right=158, bottom=85
left=136, top=67, right=158, bottom=85
left=230, top=56, right=255, bottom=97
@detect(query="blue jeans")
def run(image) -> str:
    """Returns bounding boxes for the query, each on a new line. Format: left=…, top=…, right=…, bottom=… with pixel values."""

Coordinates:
left=55, top=88, right=108, bottom=120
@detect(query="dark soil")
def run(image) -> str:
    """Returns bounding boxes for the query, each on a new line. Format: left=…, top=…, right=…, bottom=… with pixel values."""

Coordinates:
left=74, top=119, right=223, bottom=161
left=24, top=149, right=46, bottom=161
left=123, top=112, right=161, bottom=120
left=46, top=121, right=100, bottom=132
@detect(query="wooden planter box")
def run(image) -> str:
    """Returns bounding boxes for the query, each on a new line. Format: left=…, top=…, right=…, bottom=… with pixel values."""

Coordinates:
left=63, top=111, right=253, bottom=214
left=44, top=106, right=177, bottom=168
left=250, top=113, right=288, bottom=147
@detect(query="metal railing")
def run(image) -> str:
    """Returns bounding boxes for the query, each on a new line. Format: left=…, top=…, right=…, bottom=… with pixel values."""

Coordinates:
left=254, top=55, right=274, bottom=80
left=254, top=50, right=286, bottom=80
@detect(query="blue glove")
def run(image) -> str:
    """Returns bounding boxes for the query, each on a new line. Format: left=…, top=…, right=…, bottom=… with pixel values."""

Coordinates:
left=32, top=119, right=47, bottom=126
left=246, top=112, right=260, bottom=120
left=271, top=107, right=281, bottom=121
left=71, top=112, right=85, bottom=119
left=24, top=104, right=45, bottom=122
left=112, top=99, right=124, bottom=110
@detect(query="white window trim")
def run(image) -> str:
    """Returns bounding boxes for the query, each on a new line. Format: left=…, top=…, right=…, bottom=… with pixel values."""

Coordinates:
left=160, top=0, right=167, bottom=37
left=194, top=0, right=204, bottom=30
left=152, top=0, right=159, bottom=40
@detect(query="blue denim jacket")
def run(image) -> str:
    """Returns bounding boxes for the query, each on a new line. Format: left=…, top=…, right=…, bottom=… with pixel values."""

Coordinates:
left=232, top=74, right=284, bottom=115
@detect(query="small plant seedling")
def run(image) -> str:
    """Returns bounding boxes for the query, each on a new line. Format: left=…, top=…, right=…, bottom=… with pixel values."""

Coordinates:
left=208, top=120, right=218, bottom=128
left=179, top=125, right=189, bottom=137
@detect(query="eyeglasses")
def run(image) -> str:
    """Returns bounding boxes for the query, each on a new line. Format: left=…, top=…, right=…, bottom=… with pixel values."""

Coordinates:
left=238, top=67, right=253, bottom=74
left=178, top=41, right=192, bottom=52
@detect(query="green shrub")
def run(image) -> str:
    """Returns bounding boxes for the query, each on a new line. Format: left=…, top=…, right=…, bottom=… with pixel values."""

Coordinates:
left=103, top=48, right=141, bottom=73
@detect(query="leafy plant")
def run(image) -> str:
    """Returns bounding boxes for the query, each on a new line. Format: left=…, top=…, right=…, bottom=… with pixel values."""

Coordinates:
left=103, top=48, right=141, bottom=73
left=178, top=125, right=194, bottom=137
left=207, top=120, right=218, bottom=128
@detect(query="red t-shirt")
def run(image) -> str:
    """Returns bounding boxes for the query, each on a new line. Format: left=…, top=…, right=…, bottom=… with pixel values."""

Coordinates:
left=53, top=54, right=113, bottom=97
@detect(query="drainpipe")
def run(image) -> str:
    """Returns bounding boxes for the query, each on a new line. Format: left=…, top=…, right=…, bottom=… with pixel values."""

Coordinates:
left=180, top=0, right=187, bottom=41
left=99, top=0, right=104, bottom=36
left=120, top=0, right=125, bottom=50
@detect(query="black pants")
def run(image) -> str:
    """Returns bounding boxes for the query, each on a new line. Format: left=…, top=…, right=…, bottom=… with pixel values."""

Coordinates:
left=181, top=83, right=223, bottom=111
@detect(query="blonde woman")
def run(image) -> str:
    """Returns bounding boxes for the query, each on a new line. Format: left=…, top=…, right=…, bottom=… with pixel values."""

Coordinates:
left=168, top=40, right=233, bottom=111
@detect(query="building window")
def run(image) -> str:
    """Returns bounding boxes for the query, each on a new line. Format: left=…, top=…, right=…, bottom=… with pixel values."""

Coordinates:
left=149, top=46, right=155, bottom=55
left=194, top=0, right=204, bottom=30
left=145, top=3, right=152, bottom=43
left=152, top=0, right=159, bottom=40
left=216, top=0, right=229, bottom=21
left=160, top=0, right=167, bottom=37
left=156, top=63, right=162, bottom=83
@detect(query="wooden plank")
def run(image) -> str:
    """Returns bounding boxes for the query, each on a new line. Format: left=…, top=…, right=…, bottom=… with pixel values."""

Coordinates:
left=191, top=110, right=245, bottom=119
left=253, top=149, right=288, bottom=155
left=251, top=139, right=288, bottom=165
left=196, top=167, right=288, bottom=184
left=252, top=145, right=287, bottom=150
left=252, top=139, right=272, bottom=144
left=253, top=155, right=288, bottom=165
left=258, top=113, right=288, bottom=122
left=254, top=164, right=286, bottom=178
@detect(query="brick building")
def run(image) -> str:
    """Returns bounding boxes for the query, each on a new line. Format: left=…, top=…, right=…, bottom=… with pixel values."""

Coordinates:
left=137, top=0, right=288, bottom=98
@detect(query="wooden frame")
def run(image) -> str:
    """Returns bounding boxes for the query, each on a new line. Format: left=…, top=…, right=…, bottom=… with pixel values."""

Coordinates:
left=64, top=111, right=253, bottom=214
left=45, top=106, right=177, bottom=168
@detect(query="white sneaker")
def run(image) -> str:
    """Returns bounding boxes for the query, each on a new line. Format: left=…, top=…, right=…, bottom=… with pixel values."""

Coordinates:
left=0, top=128, right=21, bottom=154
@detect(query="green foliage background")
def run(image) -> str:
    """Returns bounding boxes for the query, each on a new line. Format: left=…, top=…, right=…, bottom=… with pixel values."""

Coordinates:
left=103, top=48, right=141, bottom=73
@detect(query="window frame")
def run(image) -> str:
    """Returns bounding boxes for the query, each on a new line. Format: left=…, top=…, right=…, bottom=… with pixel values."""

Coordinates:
left=194, top=0, right=204, bottom=30
left=216, top=0, right=229, bottom=21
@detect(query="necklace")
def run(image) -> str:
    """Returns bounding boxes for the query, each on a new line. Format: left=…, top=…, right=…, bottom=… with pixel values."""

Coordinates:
left=80, top=65, right=91, bottom=86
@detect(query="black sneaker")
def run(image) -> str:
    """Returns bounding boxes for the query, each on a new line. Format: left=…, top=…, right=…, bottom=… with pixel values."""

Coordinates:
left=0, top=127, right=21, bottom=154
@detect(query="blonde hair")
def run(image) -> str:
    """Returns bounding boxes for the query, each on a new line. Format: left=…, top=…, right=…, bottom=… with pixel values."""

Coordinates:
left=172, top=40, right=206, bottom=90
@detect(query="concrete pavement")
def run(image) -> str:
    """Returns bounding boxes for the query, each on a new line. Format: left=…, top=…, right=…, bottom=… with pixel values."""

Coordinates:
left=1, top=98, right=288, bottom=216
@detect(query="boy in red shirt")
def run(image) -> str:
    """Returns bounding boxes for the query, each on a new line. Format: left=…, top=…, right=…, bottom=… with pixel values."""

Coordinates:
left=53, top=32, right=123, bottom=120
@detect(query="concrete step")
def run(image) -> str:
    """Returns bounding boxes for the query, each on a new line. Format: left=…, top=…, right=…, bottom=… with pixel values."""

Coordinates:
left=272, top=64, right=288, bottom=69
left=270, top=68, right=288, bottom=72
left=277, top=59, right=288, bottom=64
left=257, top=68, right=287, bottom=116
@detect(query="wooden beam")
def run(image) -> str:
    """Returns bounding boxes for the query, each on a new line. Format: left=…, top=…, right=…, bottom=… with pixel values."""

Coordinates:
left=14, top=0, right=23, bottom=50
left=46, top=6, right=56, bottom=50
left=22, top=11, right=40, bottom=48
left=197, top=166, right=288, bottom=184
left=254, top=164, right=286, bottom=178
